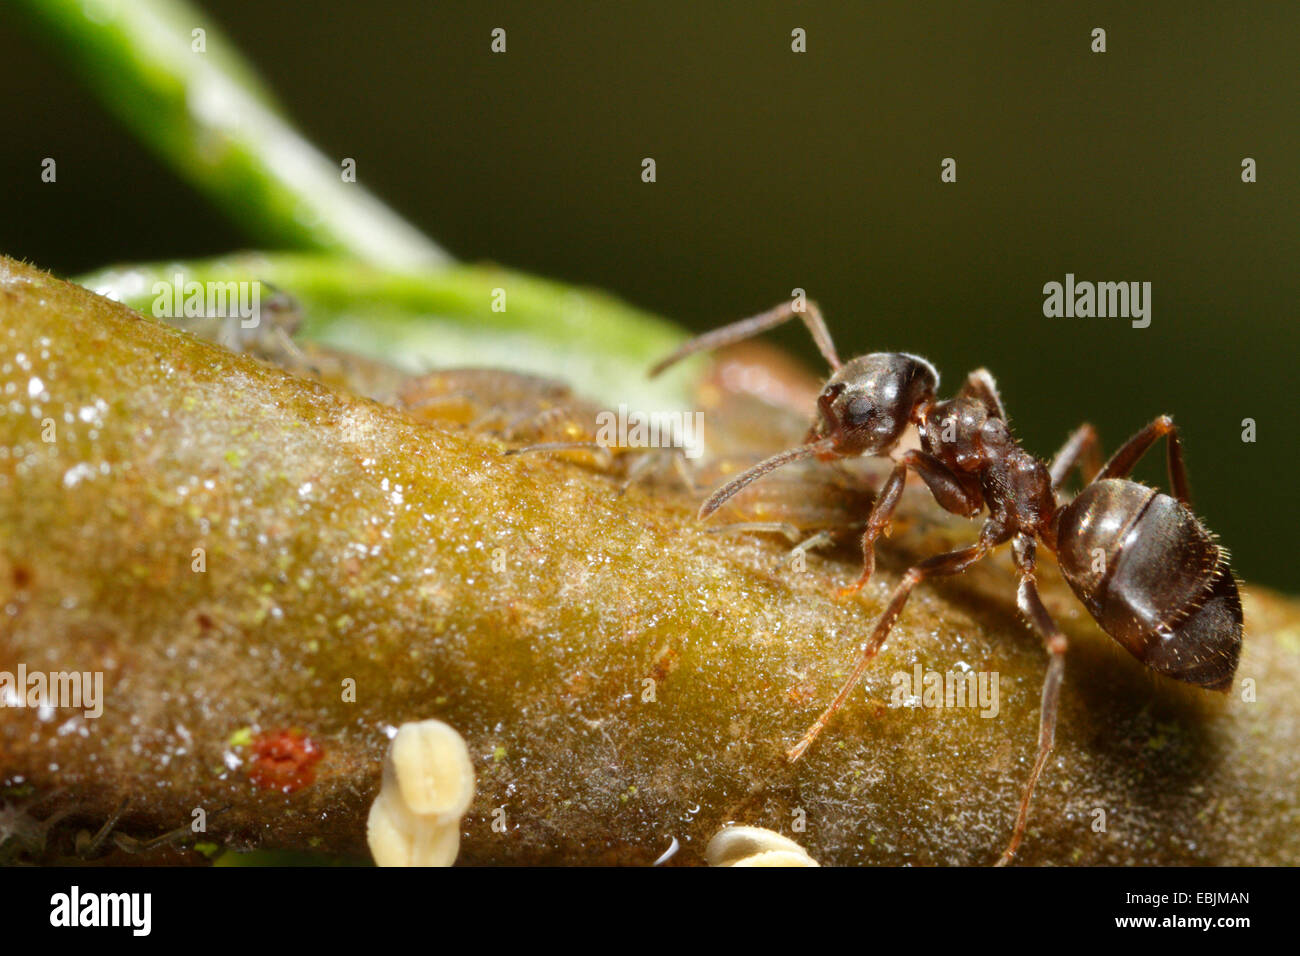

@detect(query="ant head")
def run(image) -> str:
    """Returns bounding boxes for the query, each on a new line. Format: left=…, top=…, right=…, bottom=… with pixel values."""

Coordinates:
left=809, top=353, right=938, bottom=456
left=696, top=352, right=939, bottom=520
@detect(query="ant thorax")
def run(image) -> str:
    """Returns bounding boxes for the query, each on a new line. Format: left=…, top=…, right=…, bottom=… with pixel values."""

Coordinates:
left=919, top=397, right=1056, bottom=535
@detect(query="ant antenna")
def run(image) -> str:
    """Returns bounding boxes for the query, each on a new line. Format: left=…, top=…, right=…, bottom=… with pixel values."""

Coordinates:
left=649, top=301, right=842, bottom=378
left=699, top=438, right=836, bottom=519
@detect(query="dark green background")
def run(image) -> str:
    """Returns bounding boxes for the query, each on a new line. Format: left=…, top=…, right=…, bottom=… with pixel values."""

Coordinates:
left=2, top=2, right=1296, bottom=588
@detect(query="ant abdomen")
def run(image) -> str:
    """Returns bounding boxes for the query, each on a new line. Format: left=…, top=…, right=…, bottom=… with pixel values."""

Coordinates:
left=1054, top=478, right=1243, bottom=691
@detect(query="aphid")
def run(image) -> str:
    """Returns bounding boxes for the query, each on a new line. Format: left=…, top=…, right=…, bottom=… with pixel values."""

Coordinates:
left=399, top=368, right=596, bottom=449
left=182, top=282, right=305, bottom=361
left=400, top=367, right=707, bottom=492
left=652, top=299, right=1244, bottom=865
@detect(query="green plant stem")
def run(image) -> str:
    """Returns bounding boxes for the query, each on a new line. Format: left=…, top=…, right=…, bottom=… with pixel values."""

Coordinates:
left=12, top=0, right=449, bottom=267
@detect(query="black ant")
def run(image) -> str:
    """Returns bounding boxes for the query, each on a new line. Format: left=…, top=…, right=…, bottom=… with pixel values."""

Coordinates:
left=651, top=299, right=1244, bottom=865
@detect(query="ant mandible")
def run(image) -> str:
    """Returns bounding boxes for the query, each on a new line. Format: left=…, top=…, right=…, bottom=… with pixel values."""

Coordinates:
left=651, top=299, right=1244, bottom=865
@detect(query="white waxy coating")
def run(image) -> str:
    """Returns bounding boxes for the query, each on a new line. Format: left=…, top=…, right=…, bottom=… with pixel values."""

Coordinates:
left=367, top=719, right=476, bottom=867
left=390, top=719, right=476, bottom=818
left=705, top=825, right=819, bottom=867
left=728, top=850, right=819, bottom=868
left=367, top=787, right=462, bottom=867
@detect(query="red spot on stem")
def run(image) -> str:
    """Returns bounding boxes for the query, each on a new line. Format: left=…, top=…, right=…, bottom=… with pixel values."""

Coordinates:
left=247, top=729, right=323, bottom=793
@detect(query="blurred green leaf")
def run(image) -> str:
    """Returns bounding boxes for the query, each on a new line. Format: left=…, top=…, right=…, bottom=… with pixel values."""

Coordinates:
left=77, top=253, right=699, bottom=411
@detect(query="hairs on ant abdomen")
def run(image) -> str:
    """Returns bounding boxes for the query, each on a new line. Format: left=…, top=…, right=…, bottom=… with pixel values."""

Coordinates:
left=652, top=299, right=1243, bottom=866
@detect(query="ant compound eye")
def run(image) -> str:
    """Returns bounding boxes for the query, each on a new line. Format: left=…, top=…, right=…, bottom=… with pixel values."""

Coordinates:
left=842, top=393, right=882, bottom=431
left=842, top=392, right=907, bottom=451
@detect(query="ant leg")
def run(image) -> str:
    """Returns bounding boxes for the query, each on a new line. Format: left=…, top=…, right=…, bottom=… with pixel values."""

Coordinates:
left=898, top=450, right=984, bottom=517
left=837, top=451, right=982, bottom=600
left=787, top=523, right=1008, bottom=761
left=1049, top=423, right=1102, bottom=491
left=650, top=300, right=841, bottom=378
left=996, top=535, right=1068, bottom=866
left=958, top=369, right=1006, bottom=420
left=1095, top=415, right=1190, bottom=505
left=836, top=462, right=907, bottom=599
